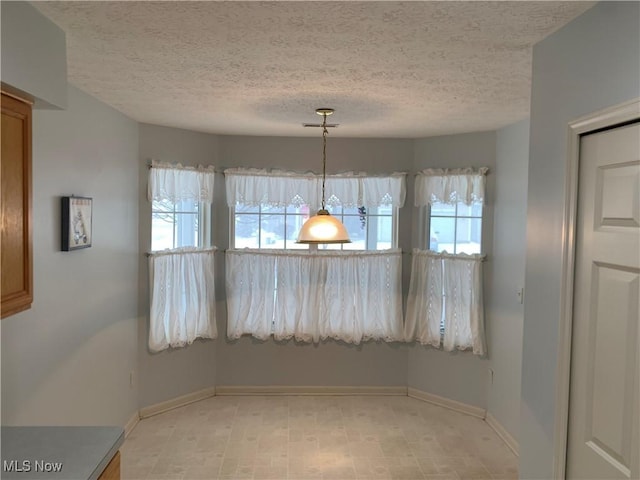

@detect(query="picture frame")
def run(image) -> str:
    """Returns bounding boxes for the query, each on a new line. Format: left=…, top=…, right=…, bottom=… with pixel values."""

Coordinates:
left=61, top=196, right=92, bottom=251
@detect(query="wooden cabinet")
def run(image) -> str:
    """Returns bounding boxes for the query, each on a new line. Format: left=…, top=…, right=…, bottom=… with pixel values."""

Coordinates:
left=1, top=92, right=33, bottom=318
left=98, top=451, right=121, bottom=480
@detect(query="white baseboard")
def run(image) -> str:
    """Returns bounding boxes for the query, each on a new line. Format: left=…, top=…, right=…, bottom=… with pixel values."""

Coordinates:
left=124, top=411, right=140, bottom=438
left=407, top=387, right=486, bottom=419
left=485, top=412, right=519, bottom=457
left=139, top=386, right=217, bottom=419
left=215, top=385, right=408, bottom=396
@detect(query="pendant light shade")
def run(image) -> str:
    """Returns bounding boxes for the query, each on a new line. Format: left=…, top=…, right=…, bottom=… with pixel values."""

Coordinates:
left=296, top=209, right=351, bottom=244
left=297, top=108, right=351, bottom=244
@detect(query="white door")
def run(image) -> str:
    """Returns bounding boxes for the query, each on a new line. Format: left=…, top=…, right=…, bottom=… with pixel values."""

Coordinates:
left=567, top=121, right=640, bottom=479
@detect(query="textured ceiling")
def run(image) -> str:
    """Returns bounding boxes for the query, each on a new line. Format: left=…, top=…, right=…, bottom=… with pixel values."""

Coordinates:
left=33, top=1, right=594, bottom=138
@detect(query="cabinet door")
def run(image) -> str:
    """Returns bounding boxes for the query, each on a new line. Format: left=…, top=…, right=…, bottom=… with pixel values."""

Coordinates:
left=98, top=451, right=120, bottom=480
left=1, top=92, right=33, bottom=318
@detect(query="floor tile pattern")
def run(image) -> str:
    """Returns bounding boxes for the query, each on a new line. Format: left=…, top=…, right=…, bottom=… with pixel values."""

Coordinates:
left=121, top=395, right=518, bottom=480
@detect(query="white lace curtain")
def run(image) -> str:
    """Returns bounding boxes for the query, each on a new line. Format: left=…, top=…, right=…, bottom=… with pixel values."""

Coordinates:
left=225, top=168, right=406, bottom=208
left=408, top=167, right=488, bottom=355
left=405, top=250, right=486, bottom=355
left=148, top=160, right=216, bottom=203
left=148, top=161, right=217, bottom=352
left=148, top=248, right=218, bottom=352
left=226, top=249, right=404, bottom=344
left=414, top=167, right=488, bottom=206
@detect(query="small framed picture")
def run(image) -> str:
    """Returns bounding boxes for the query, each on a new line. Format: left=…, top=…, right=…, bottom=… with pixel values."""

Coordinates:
left=61, top=196, right=92, bottom=251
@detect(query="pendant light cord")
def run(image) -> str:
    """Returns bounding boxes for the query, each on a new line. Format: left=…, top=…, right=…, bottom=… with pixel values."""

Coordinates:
left=321, top=113, right=328, bottom=210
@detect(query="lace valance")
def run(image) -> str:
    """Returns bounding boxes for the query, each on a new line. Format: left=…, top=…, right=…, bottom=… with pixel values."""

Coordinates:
left=414, top=167, right=488, bottom=206
left=148, top=160, right=215, bottom=204
left=225, top=168, right=406, bottom=208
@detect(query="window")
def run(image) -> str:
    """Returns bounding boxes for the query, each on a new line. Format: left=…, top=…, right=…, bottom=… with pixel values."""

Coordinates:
left=225, top=168, right=406, bottom=343
left=406, top=167, right=488, bottom=355
left=233, top=203, right=309, bottom=250
left=151, top=199, right=210, bottom=251
left=427, top=201, right=482, bottom=254
left=148, top=160, right=215, bottom=252
left=147, top=161, right=217, bottom=352
left=323, top=205, right=396, bottom=251
left=231, top=203, right=397, bottom=250
left=225, top=168, right=406, bottom=251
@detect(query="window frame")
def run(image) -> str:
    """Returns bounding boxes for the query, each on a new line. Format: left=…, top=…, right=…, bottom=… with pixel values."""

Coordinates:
left=422, top=202, right=484, bottom=334
left=323, top=205, right=399, bottom=251
left=151, top=199, right=211, bottom=251
left=424, top=202, right=483, bottom=254
left=229, top=204, right=399, bottom=251
left=230, top=203, right=310, bottom=250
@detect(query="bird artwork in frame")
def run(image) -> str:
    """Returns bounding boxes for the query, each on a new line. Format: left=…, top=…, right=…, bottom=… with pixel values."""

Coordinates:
left=61, top=196, right=92, bottom=251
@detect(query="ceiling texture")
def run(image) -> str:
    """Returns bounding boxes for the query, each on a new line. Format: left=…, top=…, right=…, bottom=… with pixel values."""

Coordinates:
left=33, top=1, right=594, bottom=138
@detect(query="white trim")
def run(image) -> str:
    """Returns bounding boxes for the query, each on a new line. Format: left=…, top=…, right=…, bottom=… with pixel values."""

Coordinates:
left=139, top=386, right=217, bottom=419
left=554, top=98, right=640, bottom=480
left=200, top=202, right=212, bottom=248
left=215, top=385, right=407, bottom=396
left=124, top=411, right=140, bottom=438
left=486, top=412, right=519, bottom=457
left=407, top=387, right=486, bottom=419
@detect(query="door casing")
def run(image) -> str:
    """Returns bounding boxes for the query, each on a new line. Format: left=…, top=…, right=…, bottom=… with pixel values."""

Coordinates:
left=553, top=98, right=640, bottom=479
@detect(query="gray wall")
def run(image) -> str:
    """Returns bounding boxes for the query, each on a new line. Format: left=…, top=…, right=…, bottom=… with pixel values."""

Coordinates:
left=138, top=124, right=219, bottom=408
left=521, top=2, right=639, bottom=478
left=215, top=135, right=413, bottom=387
left=1, top=1, right=67, bottom=109
left=486, top=119, right=529, bottom=441
left=1, top=85, right=139, bottom=426
left=407, top=131, right=496, bottom=408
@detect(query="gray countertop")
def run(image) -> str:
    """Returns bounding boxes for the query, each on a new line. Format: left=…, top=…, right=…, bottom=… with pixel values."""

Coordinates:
left=1, top=426, right=124, bottom=480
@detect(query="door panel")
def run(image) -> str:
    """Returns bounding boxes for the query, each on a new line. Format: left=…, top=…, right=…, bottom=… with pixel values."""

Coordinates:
left=597, top=163, right=640, bottom=228
left=585, top=264, right=638, bottom=475
left=567, top=122, right=640, bottom=479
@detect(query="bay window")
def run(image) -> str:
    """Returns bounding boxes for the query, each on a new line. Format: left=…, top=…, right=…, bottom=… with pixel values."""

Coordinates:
left=224, top=168, right=406, bottom=344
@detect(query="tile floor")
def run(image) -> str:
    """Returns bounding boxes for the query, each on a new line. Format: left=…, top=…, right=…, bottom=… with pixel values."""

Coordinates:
left=121, top=395, right=518, bottom=480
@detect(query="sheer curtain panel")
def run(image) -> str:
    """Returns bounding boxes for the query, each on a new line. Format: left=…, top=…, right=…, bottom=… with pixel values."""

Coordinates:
left=441, top=252, right=485, bottom=354
left=148, top=248, right=217, bottom=352
left=226, top=249, right=403, bottom=344
left=404, top=250, right=443, bottom=348
left=405, top=250, right=485, bottom=355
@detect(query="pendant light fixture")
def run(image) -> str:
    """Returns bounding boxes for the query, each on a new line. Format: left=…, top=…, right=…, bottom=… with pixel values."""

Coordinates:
left=296, top=108, right=351, bottom=244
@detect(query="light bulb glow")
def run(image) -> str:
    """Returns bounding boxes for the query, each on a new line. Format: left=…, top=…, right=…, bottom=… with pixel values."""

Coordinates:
left=309, top=221, right=338, bottom=238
